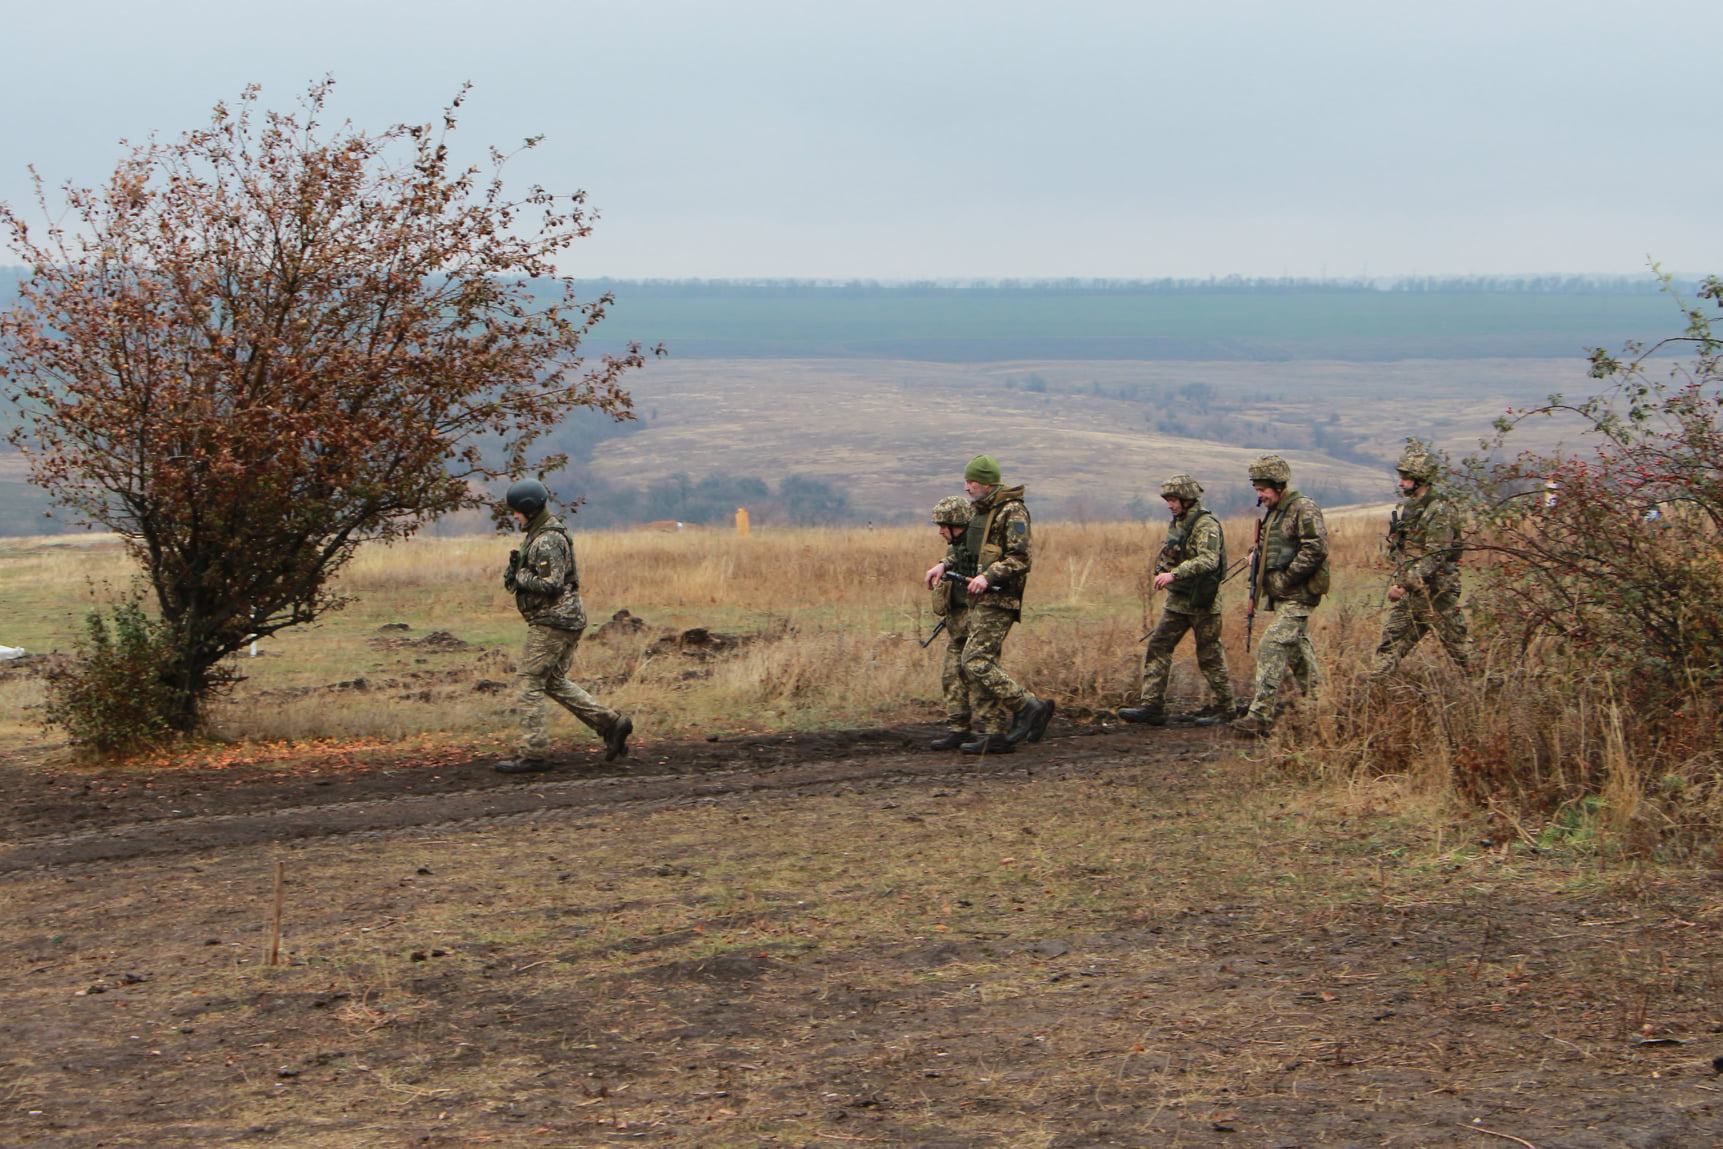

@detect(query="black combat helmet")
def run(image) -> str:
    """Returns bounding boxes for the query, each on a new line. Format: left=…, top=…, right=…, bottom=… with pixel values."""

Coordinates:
left=506, top=479, right=549, bottom=517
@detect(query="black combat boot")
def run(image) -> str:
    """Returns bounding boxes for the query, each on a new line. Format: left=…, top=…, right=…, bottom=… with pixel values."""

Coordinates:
left=1006, top=698, right=1055, bottom=744
left=960, top=732, right=1015, bottom=755
left=604, top=716, right=634, bottom=762
left=1188, top=700, right=1237, bottom=727
left=1117, top=706, right=1167, bottom=726
left=929, top=731, right=969, bottom=751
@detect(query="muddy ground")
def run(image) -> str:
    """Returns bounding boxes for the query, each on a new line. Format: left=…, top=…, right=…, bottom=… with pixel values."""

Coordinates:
left=1, top=721, right=1719, bottom=1148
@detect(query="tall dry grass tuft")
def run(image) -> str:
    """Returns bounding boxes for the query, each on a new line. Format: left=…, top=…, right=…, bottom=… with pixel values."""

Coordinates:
left=1261, top=511, right=1723, bottom=855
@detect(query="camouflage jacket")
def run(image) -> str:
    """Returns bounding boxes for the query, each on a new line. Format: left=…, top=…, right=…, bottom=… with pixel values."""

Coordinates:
left=963, top=483, right=1030, bottom=614
left=1389, top=489, right=1463, bottom=587
left=505, top=510, right=588, bottom=631
left=1253, top=489, right=1330, bottom=611
left=1157, top=501, right=1226, bottom=615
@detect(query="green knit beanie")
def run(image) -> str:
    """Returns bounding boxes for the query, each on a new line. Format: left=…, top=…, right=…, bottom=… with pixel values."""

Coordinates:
left=964, top=454, right=1002, bottom=485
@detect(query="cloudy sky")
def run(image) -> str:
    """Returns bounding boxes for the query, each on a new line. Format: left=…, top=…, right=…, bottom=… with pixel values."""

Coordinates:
left=5, top=0, right=1717, bottom=280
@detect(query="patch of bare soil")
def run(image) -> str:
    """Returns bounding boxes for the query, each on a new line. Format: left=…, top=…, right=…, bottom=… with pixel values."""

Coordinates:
left=0, top=723, right=1718, bottom=1148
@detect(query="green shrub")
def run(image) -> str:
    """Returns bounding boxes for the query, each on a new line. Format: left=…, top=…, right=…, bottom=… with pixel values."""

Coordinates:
left=42, top=601, right=185, bottom=755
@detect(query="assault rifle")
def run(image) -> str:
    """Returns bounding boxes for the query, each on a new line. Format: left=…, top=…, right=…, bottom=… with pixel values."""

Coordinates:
left=921, top=569, right=989, bottom=648
left=1245, top=515, right=1264, bottom=652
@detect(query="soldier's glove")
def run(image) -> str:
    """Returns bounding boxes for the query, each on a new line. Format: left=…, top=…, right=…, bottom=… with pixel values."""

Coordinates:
left=508, top=549, right=521, bottom=570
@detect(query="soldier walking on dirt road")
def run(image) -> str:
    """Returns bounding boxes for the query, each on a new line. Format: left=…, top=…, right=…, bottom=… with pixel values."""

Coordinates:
left=924, top=495, right=979, bottom=750
left=1232, top=455, right=1329, bottom=739
left=1119, top=474, right=1235, bottom=727
left=924, top=455, right=1054, bottom=755
left=494, top=479, right=633, bottom=774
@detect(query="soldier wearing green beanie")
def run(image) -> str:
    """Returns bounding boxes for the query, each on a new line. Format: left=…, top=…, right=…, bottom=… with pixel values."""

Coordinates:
left=964, top=454, right=1003, bottom=486
left=925, top=455, right=1053, bottom=754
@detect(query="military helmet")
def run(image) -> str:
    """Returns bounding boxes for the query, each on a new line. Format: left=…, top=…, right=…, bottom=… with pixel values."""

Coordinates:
left=505, top=478, right=549, bottom=516
left=931, top=495, right=973, bottom=527
left=1395, top=444, right=1440, bottom=485
left=1247, top=454, right=1292, bottom=486
left=1160, top=474, right=1203, bottom=501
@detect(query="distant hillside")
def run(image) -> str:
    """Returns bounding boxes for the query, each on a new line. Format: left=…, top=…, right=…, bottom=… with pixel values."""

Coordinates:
left=0, top=273, right=1680, bottom=533
left=573, top=356, right=1592, bottom=525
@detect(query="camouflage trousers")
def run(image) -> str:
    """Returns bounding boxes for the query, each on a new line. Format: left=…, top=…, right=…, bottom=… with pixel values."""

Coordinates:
left=1246, top=604, right=1320, bottom=721
left=940, top=608, right=973, bottom=732
left=1370, top=580, right=1474, bottom=679
left=516, top=624, right=620, bottom=757
left=961, top=604, right=1032, bottom=735
left=1139, top=608, right=1233, bottom=710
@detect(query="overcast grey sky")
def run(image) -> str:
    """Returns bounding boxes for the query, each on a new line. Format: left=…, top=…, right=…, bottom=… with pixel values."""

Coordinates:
left=5, top=0, right=1718, bottom=280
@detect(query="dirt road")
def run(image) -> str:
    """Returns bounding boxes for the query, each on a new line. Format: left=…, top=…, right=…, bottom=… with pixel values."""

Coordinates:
left=2, top=723, right=1718, bottom=1147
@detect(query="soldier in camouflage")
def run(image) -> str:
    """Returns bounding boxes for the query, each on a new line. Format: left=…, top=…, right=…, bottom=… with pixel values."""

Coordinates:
left=1119, top=474, right=1235, bottom=726
left=1232, top=455, right=1329, bottom=738
left=1370, top=443, right=1476, bottom=679
left=494, top=479, right=633, bottom=774
left=925, top=495, right=977, bottom=749
left=924, top=455, right=1054, bottom=754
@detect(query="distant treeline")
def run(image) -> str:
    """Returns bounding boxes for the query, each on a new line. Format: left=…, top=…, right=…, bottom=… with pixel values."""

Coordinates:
left=562, top=273, right=1697, bottom=296
left=2, top=266, right=1702, bottom=362
left=568, top=472, right=851, bottom=529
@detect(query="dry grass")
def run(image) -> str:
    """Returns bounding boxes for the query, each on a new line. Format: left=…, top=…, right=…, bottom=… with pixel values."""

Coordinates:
left=4, top=515, right=1716, bottom=850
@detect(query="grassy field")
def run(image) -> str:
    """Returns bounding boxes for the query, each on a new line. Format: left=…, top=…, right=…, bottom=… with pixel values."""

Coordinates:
left=1, top=516, right=1366, bottom=757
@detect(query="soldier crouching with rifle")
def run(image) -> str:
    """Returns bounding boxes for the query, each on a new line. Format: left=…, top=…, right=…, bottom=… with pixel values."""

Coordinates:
left=493, top=479, right=633, bottom=774
left=1118, top=474, right=1236, bottom=727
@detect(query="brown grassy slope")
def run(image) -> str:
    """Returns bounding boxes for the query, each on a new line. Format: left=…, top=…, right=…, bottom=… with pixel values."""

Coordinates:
left=596, top=357, right=1593, bottom=519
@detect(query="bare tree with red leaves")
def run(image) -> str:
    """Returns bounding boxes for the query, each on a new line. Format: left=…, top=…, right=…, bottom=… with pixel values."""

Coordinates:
left=1, top=80, right=656, bottom=735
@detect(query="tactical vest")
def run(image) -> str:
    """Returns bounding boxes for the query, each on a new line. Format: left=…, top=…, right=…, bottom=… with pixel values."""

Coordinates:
left=1261, top=493, right=1330, bottom=599
left=1162, top=509, right=1225, bottom=610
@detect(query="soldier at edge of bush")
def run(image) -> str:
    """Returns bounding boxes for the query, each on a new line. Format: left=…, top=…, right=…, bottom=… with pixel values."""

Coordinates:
left=1119, top=474, right=1236, bottom=727
left=494, top=479, right=633, bottom=774
left=1370, top=443, right=1477, bottom=680
left=1232, top=455, right=1329, bottom=738
left=924, top=455, right=1055, bottom=754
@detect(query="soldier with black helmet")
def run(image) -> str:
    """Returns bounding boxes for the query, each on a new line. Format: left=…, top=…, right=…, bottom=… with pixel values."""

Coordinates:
left=1232, top=455, right=1329, bottom=738
left=1119, top=474, right=1235, bottom=726
left=1371, top=442, right=1476, bottom=679
left=494, top=478, right=632, bottom=774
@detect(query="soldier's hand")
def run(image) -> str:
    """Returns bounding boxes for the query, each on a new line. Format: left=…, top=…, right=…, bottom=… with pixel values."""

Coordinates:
left=966, top=574, right=989, bottom=596
left=1387, top=584, right=1405, bottom=602
left=925, top=561, right=946, bottom=589
left=1153, top=572, right=1175, bottom=591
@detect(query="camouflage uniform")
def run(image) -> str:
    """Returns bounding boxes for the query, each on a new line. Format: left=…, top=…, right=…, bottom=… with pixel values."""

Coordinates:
left=1138, top=478, right=1233, bottom=715
left=1371, top=453, right=1475, bottom=678
left=931, top=497, right=977, bottom=734
left=960, top=483, right=1036, bottom=736
left=1243, top=459, right=1329, bottom=726
left=506, top=508, right=623, bottom=758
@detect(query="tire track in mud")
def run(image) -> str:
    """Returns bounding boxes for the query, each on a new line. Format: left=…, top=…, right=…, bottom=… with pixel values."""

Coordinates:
left=0, top=728, right=1225, bottom=873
